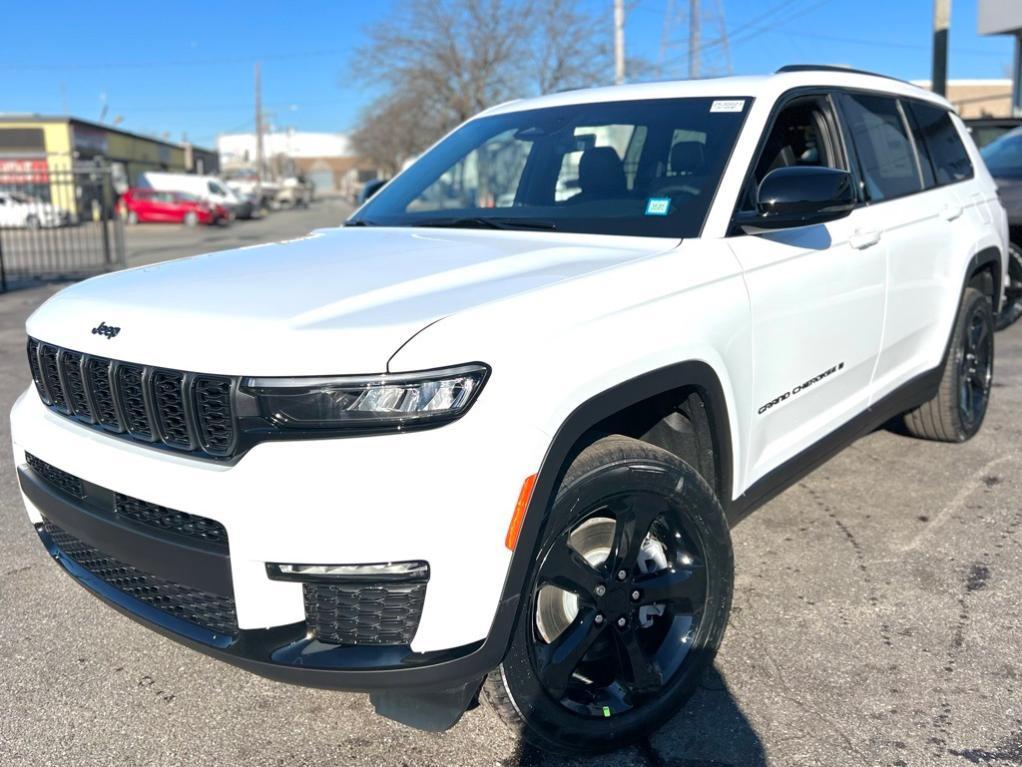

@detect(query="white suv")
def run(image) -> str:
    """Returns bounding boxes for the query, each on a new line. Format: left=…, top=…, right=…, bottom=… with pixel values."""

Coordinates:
left=9, top=67, right=1007, bottom=754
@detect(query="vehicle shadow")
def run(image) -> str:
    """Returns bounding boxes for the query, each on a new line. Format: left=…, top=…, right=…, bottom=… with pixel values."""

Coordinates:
left=511, top=665, right=767, bottom=767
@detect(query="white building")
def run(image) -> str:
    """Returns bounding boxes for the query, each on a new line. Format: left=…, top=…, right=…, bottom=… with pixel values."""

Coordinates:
left=217, top=130, right=369, bottom=196
left=217, top=130, right=352, bottom=166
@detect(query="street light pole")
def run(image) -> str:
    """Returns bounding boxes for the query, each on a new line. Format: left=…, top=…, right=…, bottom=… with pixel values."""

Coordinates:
left=614, top=0, right=626, bottom=85
left=689, top=0, right=701, bottom=79
left=932, top=0, right=950, bottom=97
left=255, top=62, right=264, bottom=200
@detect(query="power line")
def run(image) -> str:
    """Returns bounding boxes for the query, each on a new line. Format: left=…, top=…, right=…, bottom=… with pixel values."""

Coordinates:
left=658, top=0, right=835, bottom=70
left=774, top=29, right=1009, bottom=57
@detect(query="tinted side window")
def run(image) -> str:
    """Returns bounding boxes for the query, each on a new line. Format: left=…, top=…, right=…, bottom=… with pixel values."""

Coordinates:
left=908, top=101, right=973, bottom=185
left=840, top=93, right=921, bottom=201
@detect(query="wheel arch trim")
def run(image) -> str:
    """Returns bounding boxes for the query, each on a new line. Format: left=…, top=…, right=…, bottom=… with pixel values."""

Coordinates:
left=491, top=359, right=736, bottom=647
left=965, top=245, right=1005, bottom=312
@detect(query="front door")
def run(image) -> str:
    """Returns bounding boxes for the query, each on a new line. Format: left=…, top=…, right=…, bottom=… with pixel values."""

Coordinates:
left=726, top=92, right=887, bottom=486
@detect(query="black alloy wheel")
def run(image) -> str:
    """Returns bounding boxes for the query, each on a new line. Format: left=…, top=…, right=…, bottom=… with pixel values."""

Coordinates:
left=958, top=298, right=994, bottom=432
left=484, top=435, right=733, bottom=754
left=531, top=491, right=706, bottom=718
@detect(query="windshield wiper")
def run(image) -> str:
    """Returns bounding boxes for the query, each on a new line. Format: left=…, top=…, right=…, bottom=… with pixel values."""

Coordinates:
left=415, top=216, right=557, bottom=231
left=345, top=218, right=375, bottom=226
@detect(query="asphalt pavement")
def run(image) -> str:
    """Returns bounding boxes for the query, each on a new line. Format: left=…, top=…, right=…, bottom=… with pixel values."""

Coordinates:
left=0, top=208, right=1019, bottom=766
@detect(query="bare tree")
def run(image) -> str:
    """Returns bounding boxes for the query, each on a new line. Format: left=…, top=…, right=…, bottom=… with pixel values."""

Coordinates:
left=348, top=0, right=610, bottom=174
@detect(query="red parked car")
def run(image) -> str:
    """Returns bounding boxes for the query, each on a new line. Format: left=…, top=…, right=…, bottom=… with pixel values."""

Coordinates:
left=120, top=188, right=228, bottom=226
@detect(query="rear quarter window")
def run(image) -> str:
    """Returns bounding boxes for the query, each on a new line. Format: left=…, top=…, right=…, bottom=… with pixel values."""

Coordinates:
left=908, top=101, right=974, bottom=185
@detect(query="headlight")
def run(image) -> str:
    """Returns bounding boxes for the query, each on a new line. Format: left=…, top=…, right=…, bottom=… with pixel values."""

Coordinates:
left=240, top=363, right=489, bottom=431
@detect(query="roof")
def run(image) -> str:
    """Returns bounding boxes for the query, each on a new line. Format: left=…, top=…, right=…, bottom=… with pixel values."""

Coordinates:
left=0, top=114, right=214, bottom=153
left=482, top=68, right=951, bottom=118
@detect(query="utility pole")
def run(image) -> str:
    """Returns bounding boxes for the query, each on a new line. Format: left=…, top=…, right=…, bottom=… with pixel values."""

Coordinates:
left=254, top=62, right=265, bottom=198
left=689, top=0, right=701, bottom=79
left=932, top=0, right=950, bottom=97
left=614, top=0, right=626, bottom=85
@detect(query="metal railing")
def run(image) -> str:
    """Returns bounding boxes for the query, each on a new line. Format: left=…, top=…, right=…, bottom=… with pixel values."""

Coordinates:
left=0, top=164, right=125, bottom=292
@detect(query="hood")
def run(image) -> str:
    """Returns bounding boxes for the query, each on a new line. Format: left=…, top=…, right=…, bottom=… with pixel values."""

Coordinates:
left=26, top=226, right=675, bottom=376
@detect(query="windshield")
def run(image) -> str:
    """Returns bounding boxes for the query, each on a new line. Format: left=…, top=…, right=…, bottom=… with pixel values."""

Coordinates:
left=980, top=128, right=1022, bottom=177
left=349, top=97, right=751, bottom=238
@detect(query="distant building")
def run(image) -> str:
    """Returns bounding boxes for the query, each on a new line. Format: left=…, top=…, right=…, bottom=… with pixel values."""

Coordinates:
left=0, top=115, right=218, bottom=215
left=911, top=79, right=1013, bottom=118
left=217, top=129, right=376, bottom=197
left=978, top=0, right=1022, bottom=115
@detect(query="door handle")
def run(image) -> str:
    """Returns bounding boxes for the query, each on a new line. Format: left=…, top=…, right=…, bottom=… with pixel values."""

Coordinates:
left=941, top=202, right=964, bottom=221
left=850, top=229, right=881, bottom=250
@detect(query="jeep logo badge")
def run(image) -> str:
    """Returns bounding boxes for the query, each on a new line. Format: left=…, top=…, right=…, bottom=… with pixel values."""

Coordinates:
left=91, top=322, right=121, bottom=339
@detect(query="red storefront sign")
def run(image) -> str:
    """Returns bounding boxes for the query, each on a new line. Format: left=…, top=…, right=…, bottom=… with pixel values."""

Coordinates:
left=0, top=158, right=49, bottom=184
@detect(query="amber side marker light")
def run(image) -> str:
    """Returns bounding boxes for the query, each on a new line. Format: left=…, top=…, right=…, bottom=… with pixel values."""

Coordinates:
left=505, top=474, right=537, bottom=551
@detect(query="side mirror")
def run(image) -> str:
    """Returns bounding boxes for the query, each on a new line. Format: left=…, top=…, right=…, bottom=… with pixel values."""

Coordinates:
left=359, top=178, right=387, bottom=204
left=743, top=166, right=856, bottom=230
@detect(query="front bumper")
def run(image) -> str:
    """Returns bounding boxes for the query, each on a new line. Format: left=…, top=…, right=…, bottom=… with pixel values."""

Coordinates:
left=25, top=463, right=497, bottom=693
left=11, top=386, right=549, bottom=692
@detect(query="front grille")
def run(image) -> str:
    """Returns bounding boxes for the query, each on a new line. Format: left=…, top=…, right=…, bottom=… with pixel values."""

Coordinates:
left=26, top=453, right=84, bottom=499
left=304, top=582, right=427, bottom=646
left=43, top=519, right=238, bottom=636
left=86, top=358, right=120, bottom=429
left=38, top=344, right=68, bottom=412
left=27, top=338, right=237, bottom=459
left=115, top=494, right=229, bottom=553
left=117, top=364, right=153, bottom=440
left=60, top=351, right=92, bottom=420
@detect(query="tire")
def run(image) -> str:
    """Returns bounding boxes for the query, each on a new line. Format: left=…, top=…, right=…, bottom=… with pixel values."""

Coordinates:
left=25, top=214, right=40, bottom=230
left=483, top=435, right=733, bottom=755
left=902, top=287, right=994, bottom=442
left=996, top=243, right=1022, bottom=330
left=127, top=211, right=139, bottom=226
left=183, top=211, right=198, bottom=227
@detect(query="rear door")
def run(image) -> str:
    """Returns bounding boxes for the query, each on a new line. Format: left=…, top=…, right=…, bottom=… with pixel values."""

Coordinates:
left=835, top=92, right=961, bottom=396
left=726, top=91, right=887, bottom=485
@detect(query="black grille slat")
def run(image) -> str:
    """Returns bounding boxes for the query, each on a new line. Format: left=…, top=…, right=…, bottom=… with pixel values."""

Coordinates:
left=27, top=339, right=47, bottom=403
left=43, top=519, right=238, bottom=636
left=61, top=351, right=93, bottom=421
left=152, top=370, right=192, bottom=449
left=304, top=582, right=427, bottom=646
left=26, top=453, right=85, bottom=499
left=86, top=358, right=121, bottom=431
left=39, top=345, right=68, bottom=413
left=27, top=338, right=236, bottom=460
left=116, top=364, right=155, bottom=441
left=115, top=494, right=229, bottom=553
left=194, top=377, right=235, bottom=455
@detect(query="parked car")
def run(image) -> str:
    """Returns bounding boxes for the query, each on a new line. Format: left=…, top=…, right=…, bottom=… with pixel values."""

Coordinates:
left=979, top=128, right=1022, bottom=327
left=964, top=116, right=1022, bottom=149
left=0, top=191, right=70, bottom=228
left=119, top=188, right=228, bottom=226
left=140, top=171, right=253, bottom=220
left=276, top=175, right=313, bottom=208
left=11, top=66, right=1007, bottom=755
left=225, top=173, right=277, bottom=215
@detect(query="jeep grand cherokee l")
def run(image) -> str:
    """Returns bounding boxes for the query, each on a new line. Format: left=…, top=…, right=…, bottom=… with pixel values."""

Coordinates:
left=10, top=66, right=1007, bottom=755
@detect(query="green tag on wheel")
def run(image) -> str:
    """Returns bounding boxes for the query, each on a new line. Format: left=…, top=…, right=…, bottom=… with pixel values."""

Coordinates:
left=602, top=706, right=612, bottom=717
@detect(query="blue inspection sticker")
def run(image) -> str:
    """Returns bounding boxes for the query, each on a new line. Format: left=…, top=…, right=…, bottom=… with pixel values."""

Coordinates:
left=645, top=197, right=671, bottom=216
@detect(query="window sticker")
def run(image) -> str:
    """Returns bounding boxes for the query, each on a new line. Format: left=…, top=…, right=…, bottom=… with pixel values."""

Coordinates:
left=645, top=197, right=671, bottom=216
left=710, top=99, right=745, bottom=113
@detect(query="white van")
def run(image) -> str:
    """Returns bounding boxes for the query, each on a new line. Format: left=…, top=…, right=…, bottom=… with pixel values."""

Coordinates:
left=140, top=172, right=252, bottom=219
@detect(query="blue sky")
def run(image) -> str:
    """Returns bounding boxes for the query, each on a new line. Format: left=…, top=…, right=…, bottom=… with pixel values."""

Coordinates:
left=0, top=0, right=1014, bottom=149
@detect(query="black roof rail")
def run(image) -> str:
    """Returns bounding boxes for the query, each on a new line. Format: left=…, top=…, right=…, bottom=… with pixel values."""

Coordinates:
left=775, top=64, right=910, bottom=84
